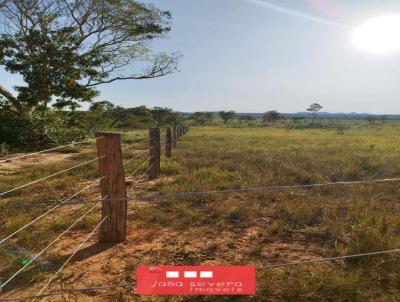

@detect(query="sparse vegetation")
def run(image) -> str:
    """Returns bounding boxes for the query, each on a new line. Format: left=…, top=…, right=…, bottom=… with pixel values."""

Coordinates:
left=219, top=110, right=236, bottom=124
left=3, top=125, right=400, bottom=300
left=263, top=110, right=284, bottom=125
left=307, top=103, right=323, bottom=125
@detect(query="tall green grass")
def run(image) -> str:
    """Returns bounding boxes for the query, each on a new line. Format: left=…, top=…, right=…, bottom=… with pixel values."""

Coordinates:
left=132, top=125, right=400, bottom=301
left=4, top=125, right=400, bottom=300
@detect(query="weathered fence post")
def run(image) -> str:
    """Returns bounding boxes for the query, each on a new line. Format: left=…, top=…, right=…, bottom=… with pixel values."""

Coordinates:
left=95, top=132, right=127, bottom=243
left=173, top=126, right=177, bottom=147
left=176, top=125, right=181, bottom=141
left=149, top=128, right=160, bottom=180
left=179, top=125, right=183, bottom=137
left=166, top=127, right=172, bottom=158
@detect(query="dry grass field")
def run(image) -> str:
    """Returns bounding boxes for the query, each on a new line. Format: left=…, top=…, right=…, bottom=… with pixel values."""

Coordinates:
left=2, top=125, right=400, bottom=301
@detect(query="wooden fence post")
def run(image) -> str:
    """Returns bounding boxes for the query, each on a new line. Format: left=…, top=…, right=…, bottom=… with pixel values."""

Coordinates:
left=179, top=125, right=183, bottom=137
left=176, top=125, right=181, bottom=141
left=149, top=128, right=160, bottom=180
left=173, top=126, right=177, bottom=147
left=95, top=132, right=127, bottom=243
left=166, top=127, right=172, bottom=158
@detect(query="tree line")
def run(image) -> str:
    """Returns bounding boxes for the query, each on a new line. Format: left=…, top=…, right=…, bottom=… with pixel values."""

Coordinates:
left=0, top=102, right=183, bottom=152
left=190, top=103, right=324, bottom=126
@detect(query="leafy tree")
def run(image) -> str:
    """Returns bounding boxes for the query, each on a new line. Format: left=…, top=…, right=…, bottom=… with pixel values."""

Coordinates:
left=151, top=107, right=179, bottom=126
left=0, top=0, right=180, bottom=116
left=263, top=110, right=283, bottom=125
left=106, top=107, right=129, bottom=128
left=89, top=101, right=116, bottom=113
left=86, top=105, right=180, bottom=130
left=366, top=115, right=377, bottom=125
left=307, top=103, right=323, bottom=125
left=190, top=112, right=214, bottom=126
left=85, top=101, right=119, bottom=131
left=122, top=106, right=154, bottom=128
left=219, top=111, right=236, bottom=124
left=0, top=109, right=51, bottom=150
left=0, top=101, right=87, bottom=151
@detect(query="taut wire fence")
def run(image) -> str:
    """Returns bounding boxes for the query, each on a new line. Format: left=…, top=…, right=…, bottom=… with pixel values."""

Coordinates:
left=3, top=124, right=400, bottom=300
left=0, top=125, right=189, bottom=300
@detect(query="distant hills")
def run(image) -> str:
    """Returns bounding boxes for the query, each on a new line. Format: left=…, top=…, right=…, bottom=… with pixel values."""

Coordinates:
left=178, top=111, right=400, bottom=120
left=283, top=112, right=398, bottom=119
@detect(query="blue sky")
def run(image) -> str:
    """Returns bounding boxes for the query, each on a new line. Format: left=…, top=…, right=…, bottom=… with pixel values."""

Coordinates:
left=2, top=0, right=400, bottom=113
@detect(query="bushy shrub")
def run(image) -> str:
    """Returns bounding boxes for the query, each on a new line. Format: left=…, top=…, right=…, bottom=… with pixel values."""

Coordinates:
left=0, top=110, right=87, bottom=151
left=0, top=142, right=10, bottom=155
left=45, top=112, right=87, bottom=144
left=0, top=111, right=52, bottom=151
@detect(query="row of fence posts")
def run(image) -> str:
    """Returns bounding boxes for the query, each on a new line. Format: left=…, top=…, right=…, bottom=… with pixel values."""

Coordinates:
left=95, top=125, right=189, bottom=242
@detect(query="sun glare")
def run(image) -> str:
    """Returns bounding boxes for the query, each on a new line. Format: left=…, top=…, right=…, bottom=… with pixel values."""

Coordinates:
left=354, top=15, right=400, bottom=55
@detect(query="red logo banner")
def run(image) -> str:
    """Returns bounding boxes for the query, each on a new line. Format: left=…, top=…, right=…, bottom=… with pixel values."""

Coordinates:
left=136, top=266, right=256, bottom=295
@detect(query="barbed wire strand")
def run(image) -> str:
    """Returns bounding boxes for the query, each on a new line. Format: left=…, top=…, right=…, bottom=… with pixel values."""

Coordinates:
left=4, top=196, right=136, bottom=210
left=0, top=200, right=103, bottom=291
left=258, top=248, right=400, bottom=269
left=0, top=177, right=104, bottom=245
left=132, top=164, right=153, bottom=185
left=4, top=169, right=151, bottom=208
left=119, top=130, right=147, bottom=136
left=5, top=166, right=155, bottom=209
left=136, top=177, right=400, bottom=200
left=0, top=138, right=100, bottom=164
left=43, top=164, right=155, bottom=207
left=0, top=156, right=104, bottom=198
left=122, top=150, right=148, bottom=166
left=30, top=216, right=108, bottom=301
left=127, top=158, right=150, bottom=178
left=3, top=198, right=103, bottom=209
left=0, top=283, right=133, bottom=301
left=2, top=200, right=88, bottom=209
left=121, top=137, right=150, bottom=152
left=9, top=176, right=400, bottom=208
